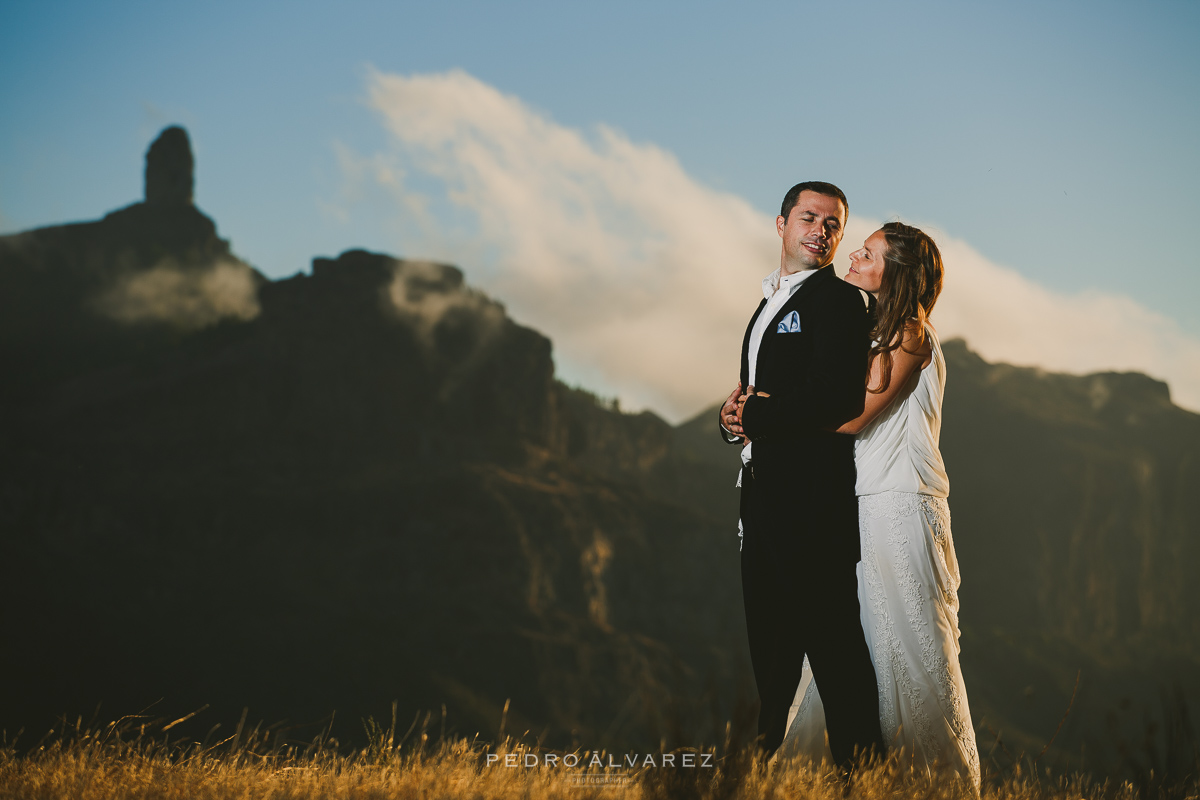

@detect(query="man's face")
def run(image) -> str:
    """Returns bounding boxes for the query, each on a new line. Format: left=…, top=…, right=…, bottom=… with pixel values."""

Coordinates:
left=776, top=191, right=846, bottom=272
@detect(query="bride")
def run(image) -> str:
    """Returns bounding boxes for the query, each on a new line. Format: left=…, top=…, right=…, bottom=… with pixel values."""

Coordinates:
left=778, top=222, right=980, bottom=787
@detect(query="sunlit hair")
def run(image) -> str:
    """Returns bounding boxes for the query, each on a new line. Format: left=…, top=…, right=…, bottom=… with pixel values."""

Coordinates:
left=868, top=221, right=944, bottom=394
left=779, top=181, right=848, bottom=223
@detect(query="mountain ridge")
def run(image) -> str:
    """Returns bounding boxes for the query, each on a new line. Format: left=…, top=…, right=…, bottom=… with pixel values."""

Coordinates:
left=2, top=128, right=1196, bottom=778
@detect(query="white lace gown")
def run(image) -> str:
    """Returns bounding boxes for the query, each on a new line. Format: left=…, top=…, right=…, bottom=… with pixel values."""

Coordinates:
left=779, top=327, right=980, bottom=787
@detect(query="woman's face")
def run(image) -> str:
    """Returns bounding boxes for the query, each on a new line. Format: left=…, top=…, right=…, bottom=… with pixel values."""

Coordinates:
left=846, top=230, right=887, bottom=295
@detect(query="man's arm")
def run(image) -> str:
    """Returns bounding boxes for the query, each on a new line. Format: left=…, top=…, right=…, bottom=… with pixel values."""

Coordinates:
left=738, top=288, right=869, bottom=440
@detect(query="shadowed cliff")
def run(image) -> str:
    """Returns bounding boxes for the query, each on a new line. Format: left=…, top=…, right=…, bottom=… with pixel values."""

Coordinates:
left=2, top=128, right=1197, bottom=778
left=0, top=129, right=747, bottom=751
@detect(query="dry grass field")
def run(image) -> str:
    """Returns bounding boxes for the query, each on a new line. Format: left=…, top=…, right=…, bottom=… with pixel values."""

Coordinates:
left=0, top=709, right=1172, bottom=800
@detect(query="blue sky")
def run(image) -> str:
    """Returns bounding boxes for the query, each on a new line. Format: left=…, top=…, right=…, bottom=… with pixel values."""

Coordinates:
left=3, top=0, right=1198, bottom=418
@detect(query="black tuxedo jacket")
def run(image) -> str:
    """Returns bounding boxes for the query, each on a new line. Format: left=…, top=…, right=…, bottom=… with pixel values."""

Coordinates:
left=739, top=265, right=872, bottom=514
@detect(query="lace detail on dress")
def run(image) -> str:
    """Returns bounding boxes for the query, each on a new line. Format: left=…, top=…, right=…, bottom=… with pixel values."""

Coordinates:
left=859, top=492, right=926, bottom=752
left=859, top=492, right=980, bottom=787
left=919, top=496, right=980, bottom=786
left=792, top=655, right=820, bottom=730
left=923, top=496, right=963, bottom=645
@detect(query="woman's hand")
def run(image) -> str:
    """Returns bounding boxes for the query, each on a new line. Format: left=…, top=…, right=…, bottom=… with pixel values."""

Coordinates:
left=720, top=382, right=747, bottom=443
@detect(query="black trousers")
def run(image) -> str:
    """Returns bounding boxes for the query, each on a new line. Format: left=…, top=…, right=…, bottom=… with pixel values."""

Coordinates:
left=739, top=471, right=884, bottom=765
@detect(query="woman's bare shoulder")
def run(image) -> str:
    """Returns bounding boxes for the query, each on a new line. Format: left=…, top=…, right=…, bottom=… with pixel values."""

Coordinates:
left=901, top=321, right=933, bottom=350
left=899, top=321, right=933, bottom=367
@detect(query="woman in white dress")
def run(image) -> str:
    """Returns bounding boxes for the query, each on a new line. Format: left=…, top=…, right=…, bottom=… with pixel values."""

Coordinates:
left=778, top=222, right=981, bottom=787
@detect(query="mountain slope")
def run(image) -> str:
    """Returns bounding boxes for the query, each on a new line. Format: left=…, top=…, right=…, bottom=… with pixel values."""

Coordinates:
left=3, top=128, right=1197, bottom=777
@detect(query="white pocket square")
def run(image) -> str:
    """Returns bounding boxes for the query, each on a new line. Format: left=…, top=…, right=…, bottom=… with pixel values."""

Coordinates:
left=777, top=310, right=801, bottom=333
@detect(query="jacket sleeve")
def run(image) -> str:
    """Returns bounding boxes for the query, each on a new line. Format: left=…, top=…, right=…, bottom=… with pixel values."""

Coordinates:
left=740, top=287, right=869, bottom=439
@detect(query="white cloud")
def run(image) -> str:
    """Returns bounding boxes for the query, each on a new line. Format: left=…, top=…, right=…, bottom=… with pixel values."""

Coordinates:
left=362, top=69, right=1200, bottom=421
left=95, top=259, right=260, bottom=329
left=387, top=258, right=506, bottom=344
left=918, top=232, right=1200, bottom=411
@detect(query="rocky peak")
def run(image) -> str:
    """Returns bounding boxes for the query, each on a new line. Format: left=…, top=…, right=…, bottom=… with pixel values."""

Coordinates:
left=144, top=126, right=194, bottom=206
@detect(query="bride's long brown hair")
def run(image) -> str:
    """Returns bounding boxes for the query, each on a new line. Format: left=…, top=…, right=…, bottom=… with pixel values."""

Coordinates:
left=867, top=221, right=944, bottom=394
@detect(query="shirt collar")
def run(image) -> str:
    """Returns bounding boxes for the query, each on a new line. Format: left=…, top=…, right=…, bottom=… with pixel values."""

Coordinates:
left=762, top=265, right=820, bottom=301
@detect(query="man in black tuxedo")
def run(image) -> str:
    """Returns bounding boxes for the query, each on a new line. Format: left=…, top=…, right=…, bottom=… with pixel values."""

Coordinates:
left=719, top=181, right=883, bottom=765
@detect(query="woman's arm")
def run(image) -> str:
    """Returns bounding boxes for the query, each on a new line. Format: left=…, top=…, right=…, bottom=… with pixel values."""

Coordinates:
left=836, top=327, right=932, bottom=435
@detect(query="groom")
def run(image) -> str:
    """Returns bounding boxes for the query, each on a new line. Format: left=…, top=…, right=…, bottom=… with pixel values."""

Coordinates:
left=720, top=181, right=883, bottom=764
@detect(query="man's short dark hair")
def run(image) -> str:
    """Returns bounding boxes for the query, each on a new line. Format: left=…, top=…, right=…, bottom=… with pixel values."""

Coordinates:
left=780, top=181, right=848, bottom=223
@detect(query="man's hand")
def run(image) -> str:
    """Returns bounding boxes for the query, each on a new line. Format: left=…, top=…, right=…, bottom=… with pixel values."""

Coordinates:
left=736, top=385, right=771, bottom=430
left=720, top=382, right=747, bottom=444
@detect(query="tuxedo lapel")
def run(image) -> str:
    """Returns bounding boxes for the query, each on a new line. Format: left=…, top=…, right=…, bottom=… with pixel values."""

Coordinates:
left=763, top=265, right=833, bottom=331
left=754, top=267, right=834, bottom=369
left=742, top=267, right=838, bottom=387
left=741, top=297, right=768, bottom=387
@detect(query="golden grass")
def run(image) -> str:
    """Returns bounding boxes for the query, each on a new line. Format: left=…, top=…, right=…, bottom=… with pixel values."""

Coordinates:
left=0, top=713, right=1145, bottom=800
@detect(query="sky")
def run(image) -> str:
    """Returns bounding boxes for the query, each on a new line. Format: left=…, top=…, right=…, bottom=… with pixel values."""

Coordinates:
left=3, top=0, right=1198, bottom=421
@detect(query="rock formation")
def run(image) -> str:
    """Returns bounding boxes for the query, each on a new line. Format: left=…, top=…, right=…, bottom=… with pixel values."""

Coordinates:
left=144, top=126, right=194, bottom=206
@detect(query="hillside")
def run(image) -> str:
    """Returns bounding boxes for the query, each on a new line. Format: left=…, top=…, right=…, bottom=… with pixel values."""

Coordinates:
left=2, top=128, right=1197, bottom=778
